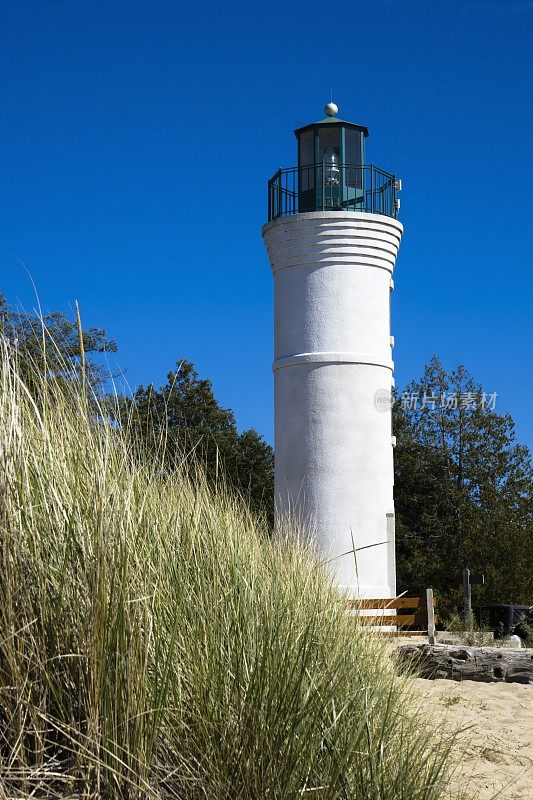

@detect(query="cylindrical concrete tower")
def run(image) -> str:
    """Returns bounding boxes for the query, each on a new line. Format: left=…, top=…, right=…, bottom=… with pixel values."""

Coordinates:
left=262, top=103, right=403, bottom=599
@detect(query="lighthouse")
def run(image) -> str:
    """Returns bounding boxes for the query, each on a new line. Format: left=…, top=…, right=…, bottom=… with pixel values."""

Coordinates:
left=262, top=103, right=403, bottom=599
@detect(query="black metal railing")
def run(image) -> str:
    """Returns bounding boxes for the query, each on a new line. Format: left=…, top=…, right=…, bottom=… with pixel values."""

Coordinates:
left=267, top=163, right=399, bottom=221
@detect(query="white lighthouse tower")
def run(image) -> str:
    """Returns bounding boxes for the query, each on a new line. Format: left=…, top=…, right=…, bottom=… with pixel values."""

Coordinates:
left=262, top=103, right=403, bottom=599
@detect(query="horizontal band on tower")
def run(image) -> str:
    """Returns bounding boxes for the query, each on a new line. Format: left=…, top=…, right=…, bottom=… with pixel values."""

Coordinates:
left=273, top=352, right=394, bottom=372
left=263, top=214, right=403, bottom=276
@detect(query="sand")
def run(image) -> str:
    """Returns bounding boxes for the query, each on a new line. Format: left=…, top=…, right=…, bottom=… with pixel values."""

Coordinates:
left=398, top=638, right=533, bottom=800
left=414, top=676, right=532, bottom=799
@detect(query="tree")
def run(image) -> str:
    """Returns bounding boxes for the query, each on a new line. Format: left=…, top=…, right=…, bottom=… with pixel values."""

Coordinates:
left=230, top=428, right=275, bottom=522
left=394, top=356, right=533, bottom=612
left=0, top=293, right=117, bottom=390
left=123, top=360, right=274, bottom=524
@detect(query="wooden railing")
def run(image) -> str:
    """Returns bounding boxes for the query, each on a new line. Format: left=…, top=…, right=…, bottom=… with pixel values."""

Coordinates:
left=347, top=588, right=437, bottom=644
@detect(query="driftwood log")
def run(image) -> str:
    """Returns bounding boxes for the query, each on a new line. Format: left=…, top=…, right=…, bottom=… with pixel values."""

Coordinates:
left=396, top=643, right=533, bottom=683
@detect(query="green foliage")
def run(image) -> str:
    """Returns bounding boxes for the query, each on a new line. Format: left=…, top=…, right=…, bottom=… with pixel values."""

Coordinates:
left=442, top=613, right=495, bottom=647
left=441, top=694, right=461, bottom=708
left=514, top=614, right=533, bottom=646
left=394, top=356, right=533, bottom=611
left=0, top=292, right=117, bottom=389
left=121, top=359, right=274, bottom=524
left=0, top=342, right=460, bottom=799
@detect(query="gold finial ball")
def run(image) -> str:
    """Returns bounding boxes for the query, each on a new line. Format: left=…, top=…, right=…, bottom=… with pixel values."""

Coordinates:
left=324, top=102, right=338, bottom=117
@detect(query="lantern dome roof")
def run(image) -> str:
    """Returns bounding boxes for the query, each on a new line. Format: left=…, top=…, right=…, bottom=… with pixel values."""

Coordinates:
left=294, top=104, right=369, bottom=138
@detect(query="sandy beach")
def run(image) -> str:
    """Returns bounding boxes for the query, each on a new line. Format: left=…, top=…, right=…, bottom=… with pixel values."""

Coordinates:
left=400, top=639, right=533, bottom=800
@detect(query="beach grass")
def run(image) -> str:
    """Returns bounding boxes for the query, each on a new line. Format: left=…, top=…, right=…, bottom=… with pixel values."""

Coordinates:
left=0, top=335, right=462, bottom=799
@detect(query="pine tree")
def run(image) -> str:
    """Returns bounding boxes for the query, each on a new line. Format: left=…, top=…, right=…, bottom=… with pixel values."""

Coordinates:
left=394, top=356, right=533, bottom=612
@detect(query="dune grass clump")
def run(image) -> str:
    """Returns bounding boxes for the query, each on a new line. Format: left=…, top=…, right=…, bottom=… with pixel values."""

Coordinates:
left=0, top=336, right=461, bottom=799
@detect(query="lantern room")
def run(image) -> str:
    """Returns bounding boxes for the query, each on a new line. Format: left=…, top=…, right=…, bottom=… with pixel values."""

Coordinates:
left=267, top=102, right=399, bottom=220
left=295, top=102, right=369, bottom=212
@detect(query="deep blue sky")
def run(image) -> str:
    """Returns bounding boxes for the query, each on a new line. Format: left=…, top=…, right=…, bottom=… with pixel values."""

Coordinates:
left=1, top=0, right=533, bottom=450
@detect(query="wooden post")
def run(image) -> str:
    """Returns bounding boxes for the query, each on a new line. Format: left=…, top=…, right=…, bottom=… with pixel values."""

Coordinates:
left=426, top=588, right=436, bottom=645
left=463, top=567, right=472, bottom=627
